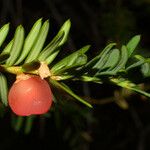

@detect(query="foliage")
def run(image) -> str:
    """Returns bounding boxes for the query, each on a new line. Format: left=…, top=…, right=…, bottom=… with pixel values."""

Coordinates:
left=0, top=18, right=150, bottom=134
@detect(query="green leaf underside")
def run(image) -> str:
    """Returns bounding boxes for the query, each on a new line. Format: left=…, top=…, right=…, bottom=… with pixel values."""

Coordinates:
left=38, top=20, right=71, bottom=64
left=1, top=39, right=13, bottom=54
left=141, top=63, right=150, bottom=77
left=38, top=31, right=64, bottom=62
left=54, top=54, right=87, bottom=75
left=0, top=23, right=9, bottom=48
left=0, top=73, right=8, bottom=106
left=97, top=45, right=128, bottom=76
left=49, top=79, right=93, bottom=108
left=25, top=20, right=49, bottom=63
left=80, top=43, right=116, bottom=76
left=15, top=18, right=42, bottom=65
left=94, top=48, right=120, bottom=76
left=126, top=35, right=141, bottom=57
left=45, top=50, right=60, bottom=65
left=6, top=25, right=24, bottom=66
left=92, top=43, right=116, bottom=69
left=51, top=45, right=90, bottom=74
left=100, top=49, right=120, bottom=70
left=109, top=45, right=128, bottom=71
left=56, top=19, right=71, bottom=47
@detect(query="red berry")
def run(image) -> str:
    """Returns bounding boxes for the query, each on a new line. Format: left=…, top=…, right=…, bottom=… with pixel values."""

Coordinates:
left=8, top=74, right=53, bottom=116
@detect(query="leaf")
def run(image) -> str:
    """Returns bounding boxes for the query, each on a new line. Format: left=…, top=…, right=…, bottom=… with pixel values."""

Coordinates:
left=80, top=75, right=102, bottom=83
left=92, top=43, right=116, bottom=69
left=15, top=18, right=42, bottom=65
left=22, top=60, right=40, bottom=72
left=98, top=48, right=120, bottom=71
left=49, top=79, right=93, bottom=108
left=57, top=75, right=74, bottom=80
left=38, top=31, right=64, bottom=62
left=0, top=23, right=9, bottom=48
left=83, top=43, right=116, bottom=71
left=25, top=20, right=49, bottom=63
left=1, top=39, right=13, bottom=54
left=97, top=45, right=128, bottom=76
left=6, top=25, right=24, bottom=66
left=141, top=62, right=150, bottom=77
left=55, top=54, right=87, bottom=75
left=51, top=45, right=90, bottom=74
left=111, top=78, right=150, bottom=98
left=93, top=52, right=110, bottom=71
left=56, top=19, right=71, bottom=47
left=38, top=19, right=71, bottom=64
left=45, top=50, right=60, bottom=65
left=126, top=59, right=144, bottom=71
left=0, top=73, right=8, bottom=106
left=110, top=45, right=128, bottom=71
left=13, top=116, right=24, bottom=131
left=0, top=53, right=10, bottom=63
left=24, top=116, right=35, bottom=134
left=130, top=86, right=150, bottom=98
left=126, top=35, right=141, bottom=57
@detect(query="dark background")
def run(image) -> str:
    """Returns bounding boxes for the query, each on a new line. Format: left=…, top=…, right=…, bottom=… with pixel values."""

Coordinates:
left=1, top=0, right=150, bottom=150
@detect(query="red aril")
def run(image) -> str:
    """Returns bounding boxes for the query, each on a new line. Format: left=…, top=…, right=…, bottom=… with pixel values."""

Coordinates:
left=8, top=74, right=53, bottom=116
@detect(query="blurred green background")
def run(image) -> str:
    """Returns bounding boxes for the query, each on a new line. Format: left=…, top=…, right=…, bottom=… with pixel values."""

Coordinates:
left=1, top=0, right=150, bottom=150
